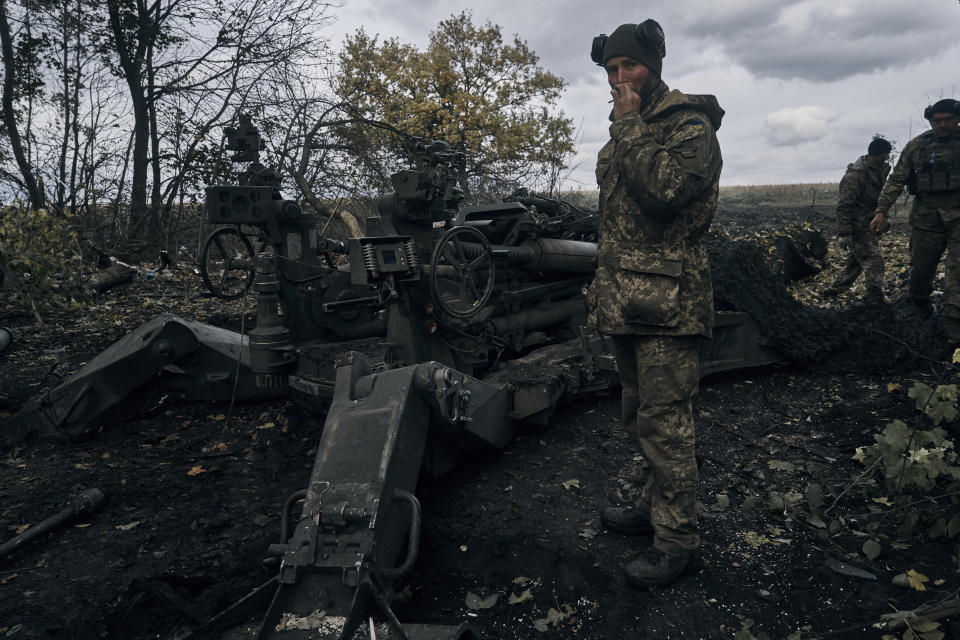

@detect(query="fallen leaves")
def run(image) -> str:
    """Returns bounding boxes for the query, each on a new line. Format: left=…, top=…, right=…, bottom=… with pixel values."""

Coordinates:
left=534, top=604, right=575, bottom=632
left=507, top=589, right=532, bottom=605
left=578, top=525, right=600, bottom=539
left=742, top=531, right=779, bottom=548
left=275, top=609, right=327, bottom=631
left=464, top=592, right=499, bottom=610
left=891, top=569, right=930, bottom=591
left=767, top=460, right=795, bottom=472
left=115, top=521, right=140, bottom=531
left=187, top=465, right=207, bottom=476
left=711, top=493, right=730, bottom=511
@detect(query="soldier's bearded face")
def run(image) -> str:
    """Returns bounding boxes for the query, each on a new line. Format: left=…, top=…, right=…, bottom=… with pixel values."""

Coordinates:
left=604, top=57, right=650, bottom=98
left=929, top=113, right=959, bottom=139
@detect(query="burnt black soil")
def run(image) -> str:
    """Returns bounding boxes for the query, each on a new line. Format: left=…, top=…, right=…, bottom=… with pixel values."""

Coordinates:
left=1, top=203, right=959, bottom=640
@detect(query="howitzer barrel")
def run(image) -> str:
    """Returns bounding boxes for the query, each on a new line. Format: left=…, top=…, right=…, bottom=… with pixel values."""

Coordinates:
left=459, top=237, right=596, bottom=272
left=519, top=237, right=596, bottom=272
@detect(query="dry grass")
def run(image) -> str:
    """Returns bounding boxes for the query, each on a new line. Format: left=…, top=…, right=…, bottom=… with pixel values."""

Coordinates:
left=720, top=183, right=839, bottom=206
left=559, top=183, right=842, bottom=209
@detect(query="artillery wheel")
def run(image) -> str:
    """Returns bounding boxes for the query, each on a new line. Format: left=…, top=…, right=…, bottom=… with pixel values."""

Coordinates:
left=200, top=226, right=255, bottom=299
left=429, top=225, right=494, bottom=320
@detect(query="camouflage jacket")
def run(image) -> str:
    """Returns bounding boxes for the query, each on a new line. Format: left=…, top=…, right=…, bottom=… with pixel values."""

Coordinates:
left=876, top=129, right=960, bottom=230
left=836, top=156, right=890, bottom=236
left=587, top=81, right=723, bottom=338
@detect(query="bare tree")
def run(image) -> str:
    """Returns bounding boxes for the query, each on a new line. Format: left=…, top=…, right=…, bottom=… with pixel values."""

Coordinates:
left=0, top=0, right=45, bottom=209
left=103, top=0, right=339, bottom=243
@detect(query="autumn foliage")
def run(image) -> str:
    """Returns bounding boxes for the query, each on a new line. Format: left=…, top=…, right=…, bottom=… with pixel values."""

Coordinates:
left=336, top=11, right=575, bottom=195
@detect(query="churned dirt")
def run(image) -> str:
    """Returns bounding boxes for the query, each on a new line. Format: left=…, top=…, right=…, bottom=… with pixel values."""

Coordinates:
left=1, top=200, right=959, bottom=640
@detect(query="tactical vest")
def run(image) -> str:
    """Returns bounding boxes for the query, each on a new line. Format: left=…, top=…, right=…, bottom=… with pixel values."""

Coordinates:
left=914, top=132, right=960, bottom=194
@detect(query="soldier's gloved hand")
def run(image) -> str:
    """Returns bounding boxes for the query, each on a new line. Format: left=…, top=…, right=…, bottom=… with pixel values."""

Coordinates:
left=838, top=235, right=851, bottom=250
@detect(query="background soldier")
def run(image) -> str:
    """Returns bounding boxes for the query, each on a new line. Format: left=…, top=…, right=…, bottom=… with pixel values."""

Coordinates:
left=871, top=99, right=960, bottom=340
left=587, top=19, right=723, bottom=588
left=824, top=137, right=892, bottom=303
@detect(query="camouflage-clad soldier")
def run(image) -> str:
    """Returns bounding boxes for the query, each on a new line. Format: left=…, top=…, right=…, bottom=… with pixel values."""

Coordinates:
left=871, top=99, right=960, bottom=340
left=824, top=137, right=892, bottom=302
left=586, top=19, right=723, bottom=588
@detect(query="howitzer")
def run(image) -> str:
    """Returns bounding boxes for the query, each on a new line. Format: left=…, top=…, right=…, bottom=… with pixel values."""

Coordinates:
left=194, top=138, right=780, bottom=639
left=1, top=121, right=781, bottom=638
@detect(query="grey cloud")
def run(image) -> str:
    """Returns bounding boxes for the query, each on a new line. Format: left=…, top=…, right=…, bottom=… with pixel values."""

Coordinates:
left=673, top=0, right=958, bottom=82
left=736, top=39, right=933, bottom=82
left=681, top=1, right=792, bottom=37
left=345, top=0, right=959, bottom=84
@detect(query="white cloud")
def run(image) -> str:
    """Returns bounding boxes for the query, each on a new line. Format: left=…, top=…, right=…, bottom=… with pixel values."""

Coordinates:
left=765, top=106, right=836, bottom=146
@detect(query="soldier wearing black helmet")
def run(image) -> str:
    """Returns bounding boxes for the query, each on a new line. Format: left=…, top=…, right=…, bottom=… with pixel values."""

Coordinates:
left=823, top=136, right=892, bottom=303
left=871, top=99, right=960, bottom=339
left=586, top=19, right=723, bottom=588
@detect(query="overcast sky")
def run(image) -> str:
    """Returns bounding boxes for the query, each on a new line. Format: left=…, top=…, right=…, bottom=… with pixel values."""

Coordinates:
left=326, top=0, right=960, bottom=187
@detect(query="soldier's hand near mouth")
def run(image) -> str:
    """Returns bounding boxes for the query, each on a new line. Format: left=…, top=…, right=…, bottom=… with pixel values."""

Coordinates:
left=611, top=83, right=642, bottom=120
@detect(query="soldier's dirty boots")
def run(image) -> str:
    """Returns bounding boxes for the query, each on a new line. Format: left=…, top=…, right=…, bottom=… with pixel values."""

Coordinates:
left=624, top=549, right=695, bottom=589
left=909, top=296, right=933, bottom=317
left=864, top=287, right=885, bottom=305
left=940, top=314, right=960, bottom=346
left=601, top=503, right=653, bottom=535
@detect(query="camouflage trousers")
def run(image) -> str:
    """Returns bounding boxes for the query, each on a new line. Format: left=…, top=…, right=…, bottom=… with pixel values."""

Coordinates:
left=910, top=223, right=960, bottom=339
left=611, top=334, right=700, bottom=556
left=828, top=233, right=884, bottom=295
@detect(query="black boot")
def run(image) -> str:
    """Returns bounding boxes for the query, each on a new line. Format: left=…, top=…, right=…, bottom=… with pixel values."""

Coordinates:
left=909, top=296, right=933, bottom=317
left=601, top=505, right=653, bottom=535
left=864, top=287, right=885, bottom=305
left=624, top=549, right=694, bottom=589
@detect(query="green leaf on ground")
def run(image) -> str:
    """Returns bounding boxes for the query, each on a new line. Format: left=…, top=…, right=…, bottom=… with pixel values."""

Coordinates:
left=862, top=539, right=881, bottom=560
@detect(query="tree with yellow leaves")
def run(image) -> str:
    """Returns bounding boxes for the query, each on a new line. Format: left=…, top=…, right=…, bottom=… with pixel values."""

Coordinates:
left=335, top=11, right=574, bottom=197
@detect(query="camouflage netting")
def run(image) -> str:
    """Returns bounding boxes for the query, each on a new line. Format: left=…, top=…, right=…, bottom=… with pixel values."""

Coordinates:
left=707, top=226, right=949, bottom=373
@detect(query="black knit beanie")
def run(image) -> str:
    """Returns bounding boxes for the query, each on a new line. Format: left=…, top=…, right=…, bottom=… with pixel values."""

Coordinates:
left=927, top=99, right=960, bottom=117
left=602, top=23, right=663, bottom=75
left=867, top=137, right=892, bottom=156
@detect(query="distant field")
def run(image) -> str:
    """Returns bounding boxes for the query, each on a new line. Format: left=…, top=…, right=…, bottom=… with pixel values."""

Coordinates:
left=559, top=183, right=841, bottom=209
left=720, top=183, right=840, bottom=206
